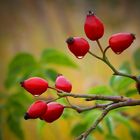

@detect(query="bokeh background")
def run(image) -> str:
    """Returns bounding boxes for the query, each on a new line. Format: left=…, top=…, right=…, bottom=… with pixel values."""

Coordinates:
left=1, top=0, right=140, bottom=140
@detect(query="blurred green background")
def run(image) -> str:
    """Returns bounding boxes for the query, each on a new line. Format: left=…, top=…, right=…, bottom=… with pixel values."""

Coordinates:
left=1, top=0, right=140, bottom=140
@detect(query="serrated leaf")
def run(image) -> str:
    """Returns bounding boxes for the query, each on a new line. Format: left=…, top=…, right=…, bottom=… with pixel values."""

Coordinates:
left=88, top=85, right=112, bottom=95
left=133, top=47, right=140, bottom=70
left=41, top=48, right=77, bottom=68
left=5, top=53, right=37, bottom=89
left=45, top=69, right=58, bottom=82
left=7, top=113, right=24, bottom=140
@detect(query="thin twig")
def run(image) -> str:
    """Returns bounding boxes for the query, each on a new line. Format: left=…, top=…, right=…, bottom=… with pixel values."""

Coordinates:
left=88, top=51, right=103, bottom=61
left=64, top=103, right=111, bottom=113
left=58, top=92, right=129, bottom=102
left=96, top=40, right=104, bottom=53
left=76, top=99, right=140, bottom=140
left=48, top=86, right=129, bottom=102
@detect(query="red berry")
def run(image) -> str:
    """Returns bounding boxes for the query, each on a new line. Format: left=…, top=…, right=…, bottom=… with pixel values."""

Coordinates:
left=84, top=11, right=104, bottom=41
left=55, top=75, right=72, bottom=92
left=24, top=100, right=47, bottom=120
left=66, top=37, right=90, bottom=59
left=40, top=102, right=64, bottom=123
left=109, top=33, right=135, bottom=54
left=20, top=77, right=48, bottom=96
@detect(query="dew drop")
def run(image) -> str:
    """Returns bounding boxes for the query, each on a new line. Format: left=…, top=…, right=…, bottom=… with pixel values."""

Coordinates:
left=77, top=56, right=83, bottom=59
left=34, top=94, right=39, bottom=97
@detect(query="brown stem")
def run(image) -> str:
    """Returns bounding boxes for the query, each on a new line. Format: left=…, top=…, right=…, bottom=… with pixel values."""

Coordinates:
left=76, top=99, right=140, bottom=140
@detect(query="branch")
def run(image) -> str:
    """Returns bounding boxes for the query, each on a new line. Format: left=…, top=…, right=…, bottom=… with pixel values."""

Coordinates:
left=64, top=103, right=112, bottom=113
left=76, top=99, right=140, bottom=140
left=57, top=92, right=128, bottom=102
left=88, top=40, right=138, bottom=83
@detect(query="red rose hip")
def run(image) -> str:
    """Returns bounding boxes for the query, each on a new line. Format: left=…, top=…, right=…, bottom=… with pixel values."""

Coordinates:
left=24, top=100, right=48, bottom=120
left=84, top=11, right=104, bottom=41
left=109, top=33, right=135, bottom=54
left=40, top=102, right=64, bottom=123
left=66, top=37, right=90, bottom=59
left=20, top=77, right=48, bottom=96
left=55, top=75, right=72, bottom=92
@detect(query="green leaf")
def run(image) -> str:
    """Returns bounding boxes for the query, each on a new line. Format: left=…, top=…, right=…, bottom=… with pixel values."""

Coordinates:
left=0, top=127, right=3, bottom=140
left=45, top=69, right=58, bottom=82
left=111, top=112, right=131, bottom=129
left=119, top=61, right=131, bottom=74
left=133, top=47, right=140, bottom=70
left=37, top=120, right=46, bottom=136
left=105, top=134, right=119, bottom=140
left=62, top=108, right=75, bottom=119
left=129, top=129, right=140, bottom=140
left=41, top=48, right=77, bottom=68
left=83, top=110, right=104, bottom=134
left=125, top=89, right=138, bottom=97
left=5, top=53, right=37, bottom=89
left=109, top=62, right=134, bottom=92
left=0, top=92, right=7, bottom=99
left=105, top=117, right=114, bottom=134
left=87, top=135, right=96, bottom=140
left=96, top=124, right=104, bottom=133
left=83, top=110, right=101, bottom=122
left=6, top=93, right=33, bottom=117
left=7, top=113, right=24, bottom=140
left=88, top=85, right=112, bottom=95
left=71, top=122, right=88, bottom=136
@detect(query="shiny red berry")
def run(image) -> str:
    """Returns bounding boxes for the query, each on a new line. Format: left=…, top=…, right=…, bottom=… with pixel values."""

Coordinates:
left=109, top=33, right=135, bottom=54
left=55, top=75, right=72, bottom=92
left=20, top=77, right=48, bottom=96
left=66, top=37, right=90, bottom=59
left=24, top=100, right=48, bottom=120
left=84, top=11, right=104, bottom=41
left=40, top=102, right=64, bottom=123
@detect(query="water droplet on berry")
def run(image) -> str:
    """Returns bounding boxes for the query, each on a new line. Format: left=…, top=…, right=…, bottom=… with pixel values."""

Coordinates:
left=34, top=94, right=39, bottom=97
left=77, top=56, right=83, bottom=59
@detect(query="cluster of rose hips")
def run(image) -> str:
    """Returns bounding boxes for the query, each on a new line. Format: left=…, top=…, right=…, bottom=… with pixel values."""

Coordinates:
left=20, top=10, right=135, bottom=123
left=20, top=75, right=72, bottom=123
left=66, top=11, right=135, bottom=57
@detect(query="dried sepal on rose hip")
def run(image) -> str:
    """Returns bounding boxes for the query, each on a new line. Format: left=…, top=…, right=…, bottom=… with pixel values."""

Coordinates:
left=40, top=102, right=64, bottom=123
left=84, top=11, right=104, bottom=41
left=109, top=33, right=135, bottom=54
left=55, top=75, right=72, bottom=93
left=24, top=100, right=48, bottom=120
left=66, top=37, right=90, bottom=59
left=20, top=77, right=48, bottom=96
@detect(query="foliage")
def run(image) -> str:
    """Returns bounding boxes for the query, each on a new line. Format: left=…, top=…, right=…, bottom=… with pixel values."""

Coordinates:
left=1, top=47, right=140, bottom=140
